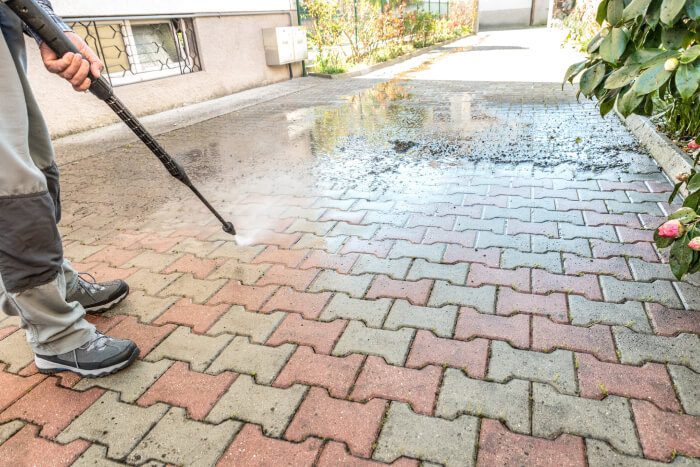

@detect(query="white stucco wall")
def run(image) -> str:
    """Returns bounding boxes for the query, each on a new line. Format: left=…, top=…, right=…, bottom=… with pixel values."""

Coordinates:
left=478, top=0, right=550, bottom=28
left=51, top=0, right=297, bottom=18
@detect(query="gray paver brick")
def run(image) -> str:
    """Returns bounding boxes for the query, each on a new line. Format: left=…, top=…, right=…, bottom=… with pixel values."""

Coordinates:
left=207, top=336, right=295, bottom=384
left=71, top=445, right=124, bottom=467
left=353, top=199, right=394, bottom=211
left=124, top=250, right=178, bottom=272
left=531, top=236, right=591, bottom=256
left=628, top=258, right=677, bottom=282
left=533, top=383, right=641, bottom=456
left=170, top=238, right=222, bottom=257
left=0, top=330, right=33, bottom=373
left=668, top=365, right=700, bottom=416
left=57, top=391, right=168, bottom=459
left=475, top=232, right=530, bottom=250
left=510, top=197, right=555, bottom=209
left=532, top=208, right=584, bottom=225
left=206, top=375, right=305, bottom=436
left=146, top=326, right=232, bottom=372
left=292, top=233, right=347, bottom=253
left=126, top=270, right=181, bottom=295
left=319, top=293, right=392, bottom=327
left=559, top=224, right=618, bottom=241
left=454, top=217, right=506, bottom=234
left=675, top=282, right=700, bottom=310
left=568, top=296, right=651, bottom=333
left=483, top=206, right=531, bottom=221
left=362, top=210, right=409, bottom=226
left=436, top=369, right=529, bottom=434
left=351, top=255, right=412, bottom=279
left=309, top=270, right=373, bottom=298
left=206, top=306, right=285, bottom=343
left=488, top=341, right=576, bottom=394
left=614, top=327, right=700, bottom=372
left=115, top=291, right=179, bottom=323
left=388, top=241, right=445, bottom=262
left=74, top=359, right=172, bottom=403
left=606, top=200, right=663, bottom=215
left=127, top=407, right=240, bottom=466
left=626, top=191, right=671, bottom=203
left=600, top=276, right=683, bottom=308
left=406, top=259, right=469, bottom=284
left=579, top=189, right=629, bottom=202
left=208, top=244, right=266, bottom=262
left=500, top=250, right=562, bottom=273
left=428, top=281, right=496, bottom=314
left=287, top=219, right=336, bottom=235
left=158, top=274, right=227, bottom=303
left=329, top=222, right=379, bottom=239
left=0, top=421, right=23, bottom=445
left=384, top=300, right=458, bottom=338
left=208, top=260, right=270, bottom=284
left=586, top=439, right=698, bottom=467
left=374, top=402, right=478, bottom=467
left=333, top=320, right=414, bottom=365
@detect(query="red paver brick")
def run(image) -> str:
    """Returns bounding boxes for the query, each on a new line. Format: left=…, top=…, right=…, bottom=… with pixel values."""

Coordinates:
left=583, top=211, right=642, bottom=228
left=490, top=186, right=531, bottom=197
left=435, top=203, right=483, bottom=217
left=0, top=326, right=19, bottom=341
left=365, top=276, right=433, bottom=306
left=632, top=400, right=700, bottom=461
left=246, top=231, right=302, bottom=249
left=556, top=199, right=608, bottom=213
left=104, top=230, right=148, bottom=248
left=422, top=227, right=476, bottom=247
left=0, top=378, right=103, bottom=438
left=84, top=245, right=140, bottom=267
left=576, top=354, right=680, bottom=412
left=267, top=314, right=346, bottom=354
left=107, top=316, right=175, bottom=356
left=252, top=246, right=309, bottom=268
left=646, top=303, right=700, bottom=336
left=260, top=287, right=332, bottom=319
left=0, top=425, right=89, bottom=466
left=563, top=254, right=632, bottom=280
left=84, top=314, right=126, bottom=333
left=455, top=307, right=529, bottom=348
left=615, top=227, right=654, bottom=243
left=137, top=361, right=236, bottom=420
left=163, top=253, right=221, bottom=279
left=374, top=225, right=426, bottom=243
left=132, top=235, right=183, bottom=253
left=285, top=387, right=387, bottom=458
left=351, top=356, right=441, bottom=415
left=647, top=181, right=673, bottom=193
left=599, top=181, right=648, bottom=192
left=153, top=298, right=228, bottom=334
left=274, top=346, right=363, bottom=398
left=88, top=263, right=139, bottom=282
left=256, top=264, right=320, bottom=290
left=321, top=208, right=366, bottom=224
left=406, top=330, right=488, bottom=379
left=208, top=281, right=278, bottom=310
left=0, top=365, right=45, bottom=411
left=477, top=419, right=585, bottom=467
left=467, top=264, right=530, bottom=292
left=506, top=220, right=558, bottom=237
left=406, top=214, right=455, bottom=230
left=639, top=214, right=668, bottom=230
left=496, top=288, right=568, bottom=323
left=300, top=250, right=358, bottom=273
left=532, top=317, right=615, bottom=362
left=443, top=245, right=501, bottom=267
left=218, top=424, right=322, bottom=467
left=531, top=270, right=602, bottom=300
left=591, top=240, right=660, bottom=262
left=318, top=441, right=419, bottom=467
left=341, top=238, right=393, bottom=258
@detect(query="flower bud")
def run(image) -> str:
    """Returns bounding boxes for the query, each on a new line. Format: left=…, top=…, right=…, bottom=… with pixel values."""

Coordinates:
left=658, top=219, right=685, bottom=238
left=689, top=237, right=700, bottom=251
left=677, top=172, right=691, bottom=182
left=664, top=58, right=679, bottom=72
left=689, top=140, right=700, bottom=150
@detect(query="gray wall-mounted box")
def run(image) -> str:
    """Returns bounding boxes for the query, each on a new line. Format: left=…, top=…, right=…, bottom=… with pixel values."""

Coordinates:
left=262, top=26, right=308, bottom=65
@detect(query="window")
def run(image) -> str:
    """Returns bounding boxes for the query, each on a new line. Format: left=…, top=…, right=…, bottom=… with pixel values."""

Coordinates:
left=69, top=18, right=202, bottom=86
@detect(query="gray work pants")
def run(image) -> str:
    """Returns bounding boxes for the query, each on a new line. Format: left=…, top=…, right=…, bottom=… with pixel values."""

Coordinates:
left=0, top=4, right=96, bottom=355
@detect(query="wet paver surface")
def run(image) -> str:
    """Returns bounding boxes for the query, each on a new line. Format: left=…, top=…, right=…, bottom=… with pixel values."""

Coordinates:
left=1, top=28, right=699, bottom=465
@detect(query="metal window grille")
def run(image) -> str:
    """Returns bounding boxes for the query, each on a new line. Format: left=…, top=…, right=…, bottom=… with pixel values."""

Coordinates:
left=68, top=18, right=202, bottom=87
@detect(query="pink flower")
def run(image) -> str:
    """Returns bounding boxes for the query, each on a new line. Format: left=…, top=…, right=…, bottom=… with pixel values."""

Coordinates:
left=689, top=237, right=700, bottom=251
left=689, top=140, right=700, bottom=150
left=658, top=220, right=684, bottom=238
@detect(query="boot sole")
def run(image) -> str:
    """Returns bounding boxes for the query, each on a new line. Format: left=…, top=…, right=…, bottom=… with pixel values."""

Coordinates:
left=84, top=284, right=129, bottom=314
left=35, top=346, right=140, bottom=378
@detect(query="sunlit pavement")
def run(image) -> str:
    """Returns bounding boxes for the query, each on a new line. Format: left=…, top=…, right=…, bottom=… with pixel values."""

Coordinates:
left=1, top=28, right=698, bottom=466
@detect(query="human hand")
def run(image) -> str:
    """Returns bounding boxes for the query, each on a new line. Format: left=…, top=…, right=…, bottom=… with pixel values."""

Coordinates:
left=39, top=31, right=104, bottom=92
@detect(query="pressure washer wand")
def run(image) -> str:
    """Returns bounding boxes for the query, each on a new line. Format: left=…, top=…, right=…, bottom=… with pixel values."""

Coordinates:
left=4, top=0, right=236, bottom=236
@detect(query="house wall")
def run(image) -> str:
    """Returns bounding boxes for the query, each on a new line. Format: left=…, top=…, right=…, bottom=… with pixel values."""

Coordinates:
left=478, top=0, right=550, bottom=29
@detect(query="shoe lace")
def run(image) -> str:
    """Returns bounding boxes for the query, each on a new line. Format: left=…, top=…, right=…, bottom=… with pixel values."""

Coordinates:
left=80, top=332, right=110, bottom=352
left=77, top=273, right=106, bottom=298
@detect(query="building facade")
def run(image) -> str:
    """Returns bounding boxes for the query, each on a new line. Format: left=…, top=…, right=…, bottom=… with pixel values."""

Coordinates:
left=478, top=0, right=552, bottom=30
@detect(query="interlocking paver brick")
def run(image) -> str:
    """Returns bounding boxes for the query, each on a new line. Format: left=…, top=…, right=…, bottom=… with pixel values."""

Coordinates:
left=366, top=276, right=433, bottom=305
left=128, top=407, right=239, bottom=465
left=207, top=374, right=305, bottom=436
left=599, top=180, right=648, bottom=192
left=125, top=269, right=181, bottom=295
left=488, top=341, right=576, bottom=394
left=483, top=206, right=530, bottom=222
left=668, top=365, right=700, bottom=416
left=115, top=290, right=178, bottom=323
left=353, top=199, right=394, bottom=211
left=606, top=200, right=663, bottom=215
left=322, top=208, right=367, bottom=223
left=286, top=386, right=386, bottom=457
left=375, top=226, right=426, bottom=243
left=362, top=210, right=409, bottom=226
left=601, top=276, right=682, bottom=308
left=533, top=317, right=616, bottom=362
left=437, top=369, right=529, bottom=433
left=0, top=425, right=89, bottom=467
left=260, top=287, right=331, bottom=319
left=476, top=232, right=530, bottom=250
left=383, top=300, right=457, bottom=337
left=591, top=239, right=659, bottom=262
left=585, top=439, right=697, bottom=467
left=477, top=419, right=585, bottom=467
left=563, top=254, right=633, bottom=280
left=556, top=199, right=607, bottom=212
left=318, top=441, right=419, bottom=467
left=207, top=336, right=295, bottom=384
left=309, top=270, right=373, bottom=298
left=84, top=245, right=139, bottom=267
left=351, top=356, right=441, bottom=415
left=510, top=197, right=554, bottom=209
left=584, top=211, right=642, bottom=228
left=207, top=305, right=284, bottom=343
left=57, top=391, right=168, bottom=459
left=532, top=383, right=641, bottom=455
left=70, top=445, right=124, bottom=467
left=616, top=226, right=654, bottom=243
left=614, top=327, right=700, bottom=372
left=500, top=249, right=562, bottom=273
left=454, top=217, right=506, bottom=233
left=123, top=250, right=178, bottom=272
left=0, top=366, right=44, bottom=411
left=531, top=236, right=591, bottom=256
left=340, top=237, right=393, bottom=257
left=208, top=281, right=278, bottom=310
left=646, top=303, right=700, bottom=336
left=632, top=400, right=700, bottom=461
left=64, top=243, right=104, bottom=262
left=300, top=250, right=358, bottom=273
left=293, top=233, right=347, bottom=253
left=577, top=353, right=680, bottom=411
left=333, top=321, right=414, bottom=365
left=74, top=359, right=171, bottom=403
left=532, top=208, right=584, bottom=225
left=568, top=296, right=650, bottom=332
left=158, top=273, right=227, bottom=303
left=256, top=264, right=319, bottom=290
left=351, top=255, right=412, bottom=278
left=388, top=240, right=445, bottom=261
left=274, top=346, right=363, bottom=398
left=628, top=257, right=676, bottom=281
left=532, top=270, right=602, bottom=300
left=163, top=253, right=221, bottom=279
left=279, top=206, right=325, bottom=221
left=428, top=281, right=496, bottom=313
left=406, top=214, right=455, bottom=230
left=267, top=314, right=346, bottom=354
left=467, top=263, right=530, bottom=291
left=208, top=260, right=270, bottom=285
left=146, top=326, right=232, bottom=371
left=675, top=281, right=700, bottom=309
left=406, top=330, right=488, bottom=378
left=107, top=316, right=175, bottom=356
left=559, top=224, right=617, bottom=241
left=442, top=244, right=501, bottom=266
left=506, top=219, right=558, bottom=237
left=319, top=293, right=392, bottom=327
left=422, top=227, right=475, bottom=247
left=330, top=221, right=379, bottom=239
left=0, top=331, right=35, bottom=373
left=153, top=298, right=228, bottom=333
left=496, top=288, right=568, bottom=322
left=455, top=307, right=529, bottom=348
left=252, top=246, right=308, bottom=268
left=374, top=402, right=477, bottom=467
left=406, top=258, right=468, bottom=284
left=170, top=237, right=223, bottom=257
left=287, top=219, right=336, bottom=235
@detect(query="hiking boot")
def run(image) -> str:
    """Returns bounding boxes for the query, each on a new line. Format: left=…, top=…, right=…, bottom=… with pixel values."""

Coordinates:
left=67, top=274, right=129, bottom=313
left=34, top=333, right=139, bottom=377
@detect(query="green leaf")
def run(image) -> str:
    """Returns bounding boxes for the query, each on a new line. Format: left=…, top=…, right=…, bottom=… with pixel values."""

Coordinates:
left=623, top=0, right=654, bottom=18
left=563, top=60, right=588, bottom=87
left=600, top=92, right=618, bottom=116
left=605, top=64, right=643, bottom=88
left=670, top=235, right=693, bottom=279
left=660, top=0, right=687, bottom=24
left=626, top=48, right=668, bottom=66
left=600, top=28, right=629, bottom=64
left=669, top=206, right=697, bottom=219
left=676, top=63, right=700, bottom=99
left=580, top=62, right=608, bottom=96
left=684, top=189, right=700, bottom=210
left=687, top=0, right=700, bottom=19
left=646, top=0, right=662, bottom=26
left=608, top=0, right=625, bottom=24
left=669, top=181, right=683, bottom=203
left=688, top=173, right=700, bottom=191
left=662, top=27, right=693, bottom=49
left=617, top=87, right=644, bottom=115
left=597, top=0, right=611, bottom=23
left=588, top=32, right=605, bottom=54
left=680, top=45, right=700, bottom=64
left=632, top=63, right=672, bottom=95
left=654, top=229, right=674, bottom=248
